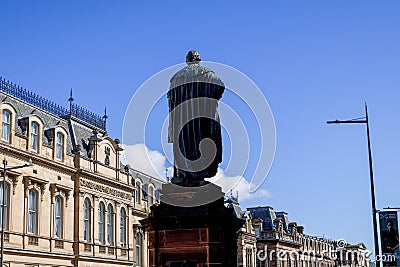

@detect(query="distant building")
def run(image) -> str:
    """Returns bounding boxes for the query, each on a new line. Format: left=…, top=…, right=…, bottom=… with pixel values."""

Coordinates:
left=0, top=77, right=163, bottom=267
left=248, top=206, right=370, bottom=267
left=335, top=243, right=371, bottom=267
left=225, top=193, right=257, bottom=267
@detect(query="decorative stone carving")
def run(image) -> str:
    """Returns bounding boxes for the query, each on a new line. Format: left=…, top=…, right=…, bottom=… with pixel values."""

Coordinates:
left=50, top=183, right=72, bottom=206
left=23, top=176, right=48, bottom=201
left=80, top=179, right=132, bottom=200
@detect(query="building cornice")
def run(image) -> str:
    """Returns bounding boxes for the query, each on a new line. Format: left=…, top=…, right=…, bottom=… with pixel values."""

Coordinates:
left=0, top=142, right=76, bottom=175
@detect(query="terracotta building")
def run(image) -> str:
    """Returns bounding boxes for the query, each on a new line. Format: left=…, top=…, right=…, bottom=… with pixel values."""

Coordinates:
left=0, top=77, right=163, bottom=267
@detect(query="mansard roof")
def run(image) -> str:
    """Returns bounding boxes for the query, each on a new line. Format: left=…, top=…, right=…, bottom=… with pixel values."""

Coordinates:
left=0, top=77, right=109, bottom=157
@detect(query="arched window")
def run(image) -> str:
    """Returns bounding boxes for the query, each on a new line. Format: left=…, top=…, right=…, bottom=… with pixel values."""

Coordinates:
left=135, top=182, right=141, bottom=204
left=28, top=189, right=38, bottom=234
left=1, top=110, right=11, bottom=142
left=55, top=132, right=64, bottom=160
left=0, top=182, right=9, bottom=229
left=107, top=204, right=113, bottom=245
left=98, top=202, right=105, bottom=244
left=54, top=196, right=63, bottom=238
left=120, top=208, right=126, bottom=246
left=142, top=184, right=148, bottom=201
left=136, top=232, right=142, bottom=267
left=83, top=198, right=91, bottom=241
left=148, top=186, right=154, bottom=206
left=30, top=121, right=39, bottom=152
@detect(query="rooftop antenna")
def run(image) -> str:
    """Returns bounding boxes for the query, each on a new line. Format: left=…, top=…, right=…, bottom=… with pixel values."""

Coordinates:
left=68, top=88, right=74, bottom=116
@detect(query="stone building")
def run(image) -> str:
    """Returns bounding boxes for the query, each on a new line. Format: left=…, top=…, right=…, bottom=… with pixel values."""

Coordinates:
left=248, top=206, right=370, bottom=267
left=225, top=193, right=257, bottom=267
left=335, top=243, right=371, bottom=267
left=0, top=77, right=163, bottom=267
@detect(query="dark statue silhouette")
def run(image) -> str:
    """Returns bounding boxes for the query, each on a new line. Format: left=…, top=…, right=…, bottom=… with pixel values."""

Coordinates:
left=168, top=51, right=225, bottom=185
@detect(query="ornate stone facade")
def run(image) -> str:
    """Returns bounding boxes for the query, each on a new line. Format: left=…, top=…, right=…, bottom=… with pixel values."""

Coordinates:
left=248, top=206, right=371, bottom=267
left=0, top=78, right=164, bottom=267
left=225, top=196, right=257, bottom=267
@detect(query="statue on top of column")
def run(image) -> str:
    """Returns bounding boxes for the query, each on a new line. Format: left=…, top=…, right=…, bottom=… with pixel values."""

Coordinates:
left=168, top=50, right=225, bottom=185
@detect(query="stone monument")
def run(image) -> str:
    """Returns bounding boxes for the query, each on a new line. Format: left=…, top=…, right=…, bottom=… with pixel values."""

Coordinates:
left=141, top=51, right=243, bottom=267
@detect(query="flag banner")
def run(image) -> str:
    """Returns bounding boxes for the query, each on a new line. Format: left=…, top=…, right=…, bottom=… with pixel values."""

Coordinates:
left=379, top=211, right=400, bottom=267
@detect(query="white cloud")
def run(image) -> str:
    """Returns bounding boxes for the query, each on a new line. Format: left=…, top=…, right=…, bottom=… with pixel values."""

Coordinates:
left=122, top=144, right=269, bottom=202
left=206, top=168, right=270, bottom=202
left=122, top=143, right=168, bottom=181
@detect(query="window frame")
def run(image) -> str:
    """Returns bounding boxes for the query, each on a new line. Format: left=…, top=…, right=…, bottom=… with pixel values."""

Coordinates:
left=107, top=204, right=113, bottom=245
left=148, top=185, right=154, bottom=206
left=28, top=189, right=38, bottom=234
left=55, top=131, right=64, bottom=161
left=136, top=232, right=142, bottom=267
left=30, top=121, right=39, bottom=152
left=83, top=198, right=91, bottom=242
left=141, top=184, right=148, bottom=201
left=54, top=195, right=63, bottom=238
left=98, top=201, right=105, bottom=244
left=1, top=109, right=11, bottom=143
left=135, top=181, right=141, bottom=204
left=0, top=182, right=10, bottom=230
left=120, top=207, right=126, bottom=246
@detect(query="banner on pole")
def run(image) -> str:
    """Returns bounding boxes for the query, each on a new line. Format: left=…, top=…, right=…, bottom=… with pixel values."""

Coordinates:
left=379, top=211, right=400, bottom=267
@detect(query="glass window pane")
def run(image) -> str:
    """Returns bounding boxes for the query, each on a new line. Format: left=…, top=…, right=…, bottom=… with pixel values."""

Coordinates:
left=2, top=110, right=11, bottom=142
left=54, top=196, right=62, bottom=238
left=148, top=187, right=154, bottom=206
left=120, top=208, right=126, bottom=245
left=84, top=198, right=90, bottom=241
left=56, top=132, right=64, bottom=160
left=0, top=183, right=9, bottom=229
left=107, top=205, right=113, bottom=244
left=136, top=233, right=142, bottom=266
left=28, top=189, right=37, bottom=234
left=98, top=202, right=105, bottom=243
left=30, top=122, right=39, bottom=151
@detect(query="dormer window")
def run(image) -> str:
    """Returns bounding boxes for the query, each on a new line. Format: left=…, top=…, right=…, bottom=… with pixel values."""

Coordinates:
left=30, top=122, right=39, bottom=152
left=55, top=132, right=64, bottom=160
left=1, top=110, right=11, bottom=142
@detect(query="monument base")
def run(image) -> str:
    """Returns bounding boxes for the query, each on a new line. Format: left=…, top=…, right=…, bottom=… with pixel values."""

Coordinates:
left=140, top=183, right=244, bottom=267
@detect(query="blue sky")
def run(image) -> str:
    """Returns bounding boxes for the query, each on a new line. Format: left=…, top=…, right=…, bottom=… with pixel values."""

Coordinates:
left=2, top=0, right=400, bottom=254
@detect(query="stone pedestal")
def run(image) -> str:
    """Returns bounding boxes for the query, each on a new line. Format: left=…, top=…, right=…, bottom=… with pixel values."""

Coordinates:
left=140, top=183, right=244, bottom=267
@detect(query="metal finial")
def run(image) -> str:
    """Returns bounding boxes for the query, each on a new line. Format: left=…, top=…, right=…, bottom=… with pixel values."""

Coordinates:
left=68, top=88, right=74, bottom=102
left=68, top=88, right=74, bottom=115
left=102, top=107, right=108, bottom=130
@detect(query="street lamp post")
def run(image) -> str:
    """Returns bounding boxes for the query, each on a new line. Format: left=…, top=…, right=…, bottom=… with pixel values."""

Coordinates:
left=327, top=103, right=380, bottom=262
left=1, top=158, right=32, bottom=267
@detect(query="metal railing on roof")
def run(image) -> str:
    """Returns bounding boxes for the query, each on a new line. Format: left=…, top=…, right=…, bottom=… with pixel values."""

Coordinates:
left=0, top=77, right=106, bottom=130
